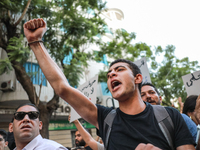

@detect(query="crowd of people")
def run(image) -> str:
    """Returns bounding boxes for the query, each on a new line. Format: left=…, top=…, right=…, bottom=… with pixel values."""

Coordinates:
left=1, top=18, right=200, bottom=150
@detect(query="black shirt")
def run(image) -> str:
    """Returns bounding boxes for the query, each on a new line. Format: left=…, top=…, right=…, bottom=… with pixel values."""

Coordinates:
left=85, top=146, right=92, bottom=150
left=97, top=102, right=195, bottom=150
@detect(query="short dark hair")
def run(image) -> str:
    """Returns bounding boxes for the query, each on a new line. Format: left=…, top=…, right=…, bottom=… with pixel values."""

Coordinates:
left=15, top=103, right=39, bottom=113
left=109, top=59, right=142, bottom=90
left=141, top=82, right=160, bottom=96
left=183, top=95, right=198, bottom=114
left=0, top=129, right=7, bottom=141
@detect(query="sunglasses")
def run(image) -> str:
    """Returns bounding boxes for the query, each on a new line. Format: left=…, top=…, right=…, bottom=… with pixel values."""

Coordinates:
left=14, top=111, right=39, bottom=120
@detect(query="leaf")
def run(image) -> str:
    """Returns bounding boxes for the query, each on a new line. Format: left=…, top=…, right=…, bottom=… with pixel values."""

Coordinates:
left=0, top=58, right=13, bottom=75
left=7, top=35, right=30, bottom=64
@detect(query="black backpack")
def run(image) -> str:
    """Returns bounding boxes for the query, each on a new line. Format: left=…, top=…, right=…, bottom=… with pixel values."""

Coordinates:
left=103, top=105, right=174, bottom=150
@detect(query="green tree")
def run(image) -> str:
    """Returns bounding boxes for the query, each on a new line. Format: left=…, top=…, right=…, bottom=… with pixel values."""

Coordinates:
left=150, top=45, right=200, bottom=107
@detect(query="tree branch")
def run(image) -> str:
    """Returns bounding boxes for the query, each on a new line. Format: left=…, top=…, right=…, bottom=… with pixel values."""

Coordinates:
left=12, top=61, right=39, bottom=104
left=47, top=92, right=60, bottom=113
left=8, top=10, right=11, bottom=19
left=37, top=76, right=45, bottom=106
left=14, top=0, right=32, bottom=26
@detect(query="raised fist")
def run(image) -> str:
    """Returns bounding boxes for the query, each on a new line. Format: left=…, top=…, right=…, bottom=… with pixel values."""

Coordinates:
left=23, top=18, right=47, bottom=43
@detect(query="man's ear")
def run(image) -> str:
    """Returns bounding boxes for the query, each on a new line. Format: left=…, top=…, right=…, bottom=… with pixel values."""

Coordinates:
left=39, top=121, right=43, bottom=130
left=135, top=74, right=143, bottom=84
left=159, top=96, right=163, bottom=104
left=9, top=123, right=13, bottom=132
left=9, top=122, right=13, bottom=132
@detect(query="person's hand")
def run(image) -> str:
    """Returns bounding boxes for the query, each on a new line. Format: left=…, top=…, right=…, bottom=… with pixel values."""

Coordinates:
left=68, top=114, right=78, bottom=124
left=194, top=95, right=200, bottom=124
left=23, top=18, right=47, bottom=43
left=135, top=143, right=161, bottom=150
left=178, top=97, right=183, bottom=113
left=68, top=114, right=71, bottom=122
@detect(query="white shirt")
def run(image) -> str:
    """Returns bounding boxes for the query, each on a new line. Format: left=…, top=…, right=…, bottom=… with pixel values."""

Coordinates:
left=14, top=134, right=68, bottom=150
left=97, top=142, right=104, bottom=150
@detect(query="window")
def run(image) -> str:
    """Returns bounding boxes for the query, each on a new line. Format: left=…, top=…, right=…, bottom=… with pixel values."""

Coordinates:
left=102, top=54, right=108, bottom=66
left=24, top=62, right=47, bottom=86
left=87, top=8, right=95, bottom=16
left=63, top=48, right=73, bottom=65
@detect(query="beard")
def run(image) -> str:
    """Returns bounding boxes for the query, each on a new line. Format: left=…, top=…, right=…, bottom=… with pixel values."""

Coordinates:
left=147, top=99, right=160, bottom=105
left=75, top=139, right=86, bottom=147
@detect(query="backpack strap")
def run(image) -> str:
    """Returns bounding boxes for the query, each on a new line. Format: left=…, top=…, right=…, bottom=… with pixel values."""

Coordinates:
left=103, top=105, right=175, bottom=150
left=103, top=109, right=117, bottom=150
left=152, top=105, right=175, bottom=150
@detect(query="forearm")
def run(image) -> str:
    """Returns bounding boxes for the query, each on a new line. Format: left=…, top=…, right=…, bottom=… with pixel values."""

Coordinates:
left=30, top=42, right=98, bottom=127
left=30, top=42, right=69, bottom=91
left=177, top=144, right=195, bottom=150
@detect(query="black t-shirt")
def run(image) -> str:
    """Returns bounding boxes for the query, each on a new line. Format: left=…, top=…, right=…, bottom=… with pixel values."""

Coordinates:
left=97, top=102, right=195, bottom=150
left=85, top=146, right=92, bottom=150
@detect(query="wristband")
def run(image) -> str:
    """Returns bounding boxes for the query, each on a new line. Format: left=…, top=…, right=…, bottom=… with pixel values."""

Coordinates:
left=28, top=40, right=43, bottom=46
left=196, top=124, right=200, bottom=144
left=197, top=124, right=200, bottom=130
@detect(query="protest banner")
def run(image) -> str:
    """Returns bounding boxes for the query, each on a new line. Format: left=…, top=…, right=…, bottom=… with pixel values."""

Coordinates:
left=70, top=74, right=98, bottom=122
left=182, top=70, right=200, bottom=95
left=134, top=57, right=151, bottom=83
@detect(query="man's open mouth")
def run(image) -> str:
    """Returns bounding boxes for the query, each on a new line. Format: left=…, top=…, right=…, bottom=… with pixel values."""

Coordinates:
left=111, top=80, right=121, bottom=89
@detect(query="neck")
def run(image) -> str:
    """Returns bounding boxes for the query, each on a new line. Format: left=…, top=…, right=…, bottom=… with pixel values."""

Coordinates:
left=15, top=142, right=29, bottom=150
left=14, top=135, right=38, bottom=150
left=118, top=91, right=146, bottom=115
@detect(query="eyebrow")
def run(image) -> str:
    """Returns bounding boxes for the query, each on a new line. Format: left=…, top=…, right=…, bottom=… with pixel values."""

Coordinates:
left=107, top=65, right=126, bottom=75
left=75, top=134, right=81, bottom=136
left=141, top=90, right=155, bottom=93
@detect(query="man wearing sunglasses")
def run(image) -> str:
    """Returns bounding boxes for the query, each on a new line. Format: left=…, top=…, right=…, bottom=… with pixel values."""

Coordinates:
left=9, top=103, right=68, bottom=150
left=0, top=129, right=8, bottom=150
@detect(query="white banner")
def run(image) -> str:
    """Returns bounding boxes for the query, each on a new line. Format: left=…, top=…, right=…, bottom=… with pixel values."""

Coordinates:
left=182, top=71, right=200, bottom=96
left=70, top=74, right=98, bottom=122
left=134, top=57, right=151, bottom=83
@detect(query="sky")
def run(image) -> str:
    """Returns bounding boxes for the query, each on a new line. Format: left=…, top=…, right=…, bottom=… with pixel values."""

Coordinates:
left=105, top=0, right=200, bottom=64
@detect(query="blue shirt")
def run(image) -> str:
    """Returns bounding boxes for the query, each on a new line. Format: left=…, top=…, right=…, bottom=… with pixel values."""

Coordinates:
left=181, top=113, right=197, bottom=142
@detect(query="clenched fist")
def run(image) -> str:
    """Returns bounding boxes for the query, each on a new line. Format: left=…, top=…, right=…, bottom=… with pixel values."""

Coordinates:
left=23, top=18, right=47, bottom=43
left=135, top=143, right=161, bottom=150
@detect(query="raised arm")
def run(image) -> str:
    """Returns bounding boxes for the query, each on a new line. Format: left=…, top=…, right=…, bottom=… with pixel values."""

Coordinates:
left=178, top=97, right=183, bottom=114
left=69, top=115, right=103, bottom=150
left=23, top=18, right=98, bottom=128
